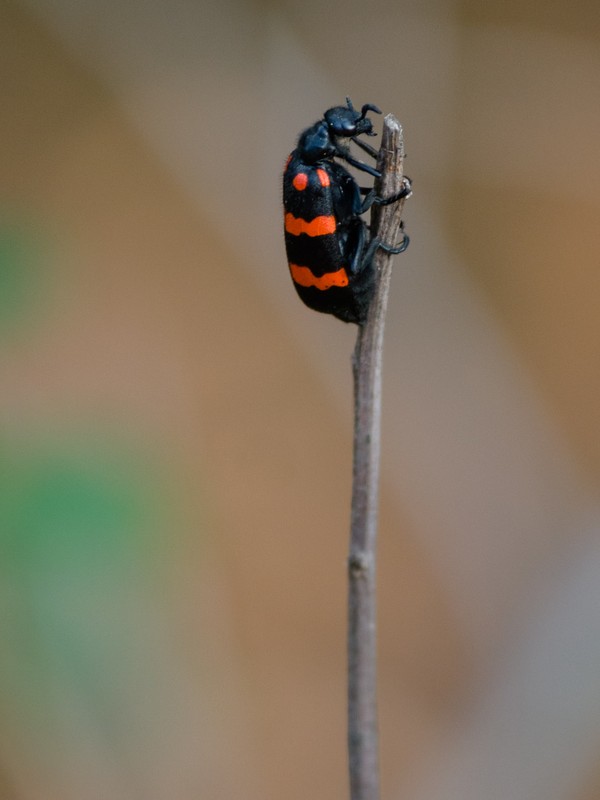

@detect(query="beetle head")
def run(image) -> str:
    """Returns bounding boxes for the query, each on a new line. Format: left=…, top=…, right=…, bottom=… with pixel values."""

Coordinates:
left=324, top=97, right=381, bottom=139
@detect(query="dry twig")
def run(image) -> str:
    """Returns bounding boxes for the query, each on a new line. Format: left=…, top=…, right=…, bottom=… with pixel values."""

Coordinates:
left=348, top=115, right=408, bottom=800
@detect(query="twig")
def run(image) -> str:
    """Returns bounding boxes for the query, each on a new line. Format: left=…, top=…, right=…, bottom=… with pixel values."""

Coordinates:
left=348, top=115, right=407, bottom=800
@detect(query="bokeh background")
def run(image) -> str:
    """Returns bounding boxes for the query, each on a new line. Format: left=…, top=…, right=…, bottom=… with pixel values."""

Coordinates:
left=1, top=0, right=600, bottom=798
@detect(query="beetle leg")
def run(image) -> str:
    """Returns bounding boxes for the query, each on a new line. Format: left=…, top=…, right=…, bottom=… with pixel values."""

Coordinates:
left=351, top=136, right=379, bottom=160
left=373, top=176, right=413, bottom=206
left=378, top=227, right=410, bottom=254
left=359, top=176, right=412, bottom=213
left=340, top=150, right=381, bottom=178
left=359, top=236, right=381, bottom=271
left=347, top=220, right=368, bottom=276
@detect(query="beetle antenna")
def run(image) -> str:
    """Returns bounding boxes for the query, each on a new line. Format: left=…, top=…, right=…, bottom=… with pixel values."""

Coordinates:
left=360, top=103, right=381, bottom=119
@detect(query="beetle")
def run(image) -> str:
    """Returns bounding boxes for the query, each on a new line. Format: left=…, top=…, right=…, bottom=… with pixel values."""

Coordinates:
left=283, top=98, right=411, bottom=324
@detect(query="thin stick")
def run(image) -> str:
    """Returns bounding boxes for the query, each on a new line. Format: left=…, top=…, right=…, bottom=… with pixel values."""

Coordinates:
left=348, top=115, right=407, bottom=800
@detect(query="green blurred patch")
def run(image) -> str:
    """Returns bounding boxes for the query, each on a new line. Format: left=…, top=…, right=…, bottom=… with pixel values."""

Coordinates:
left=0, top=437, right=173, bottom=731
left=0, top=441, right=161, bottom=577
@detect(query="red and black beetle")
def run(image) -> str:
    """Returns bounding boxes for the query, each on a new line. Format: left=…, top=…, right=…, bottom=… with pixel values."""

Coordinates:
left=283, top=98, right=411, bottom=324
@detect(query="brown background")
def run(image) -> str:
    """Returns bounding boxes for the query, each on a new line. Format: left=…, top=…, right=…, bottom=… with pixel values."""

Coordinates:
left=0, top=1, right=599, bottom=798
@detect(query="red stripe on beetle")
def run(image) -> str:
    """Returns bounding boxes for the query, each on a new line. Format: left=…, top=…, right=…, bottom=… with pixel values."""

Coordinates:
left=316, top=169, right=330, bottom=187
left=292, top=173, right=308, bottom=191
left=289, top=263, right=349, bottom=290
left=284, top=213, right=336, bottom=237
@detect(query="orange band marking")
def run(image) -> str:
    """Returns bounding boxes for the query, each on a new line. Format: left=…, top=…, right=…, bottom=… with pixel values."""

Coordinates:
left=285, top=213, right=336, bottom=237
left=316, top=168, right=330, bottom=187
left=292, top=172, right=308, bottom=191
left=290, top=263, right=349, bottom=290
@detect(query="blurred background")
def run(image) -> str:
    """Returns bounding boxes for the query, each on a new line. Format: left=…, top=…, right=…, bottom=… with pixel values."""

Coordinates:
left=1, top=0, right=599, bottom=798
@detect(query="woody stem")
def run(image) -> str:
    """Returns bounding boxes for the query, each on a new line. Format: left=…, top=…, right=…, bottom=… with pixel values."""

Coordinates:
left=348, top=115, right=407, bottom=800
